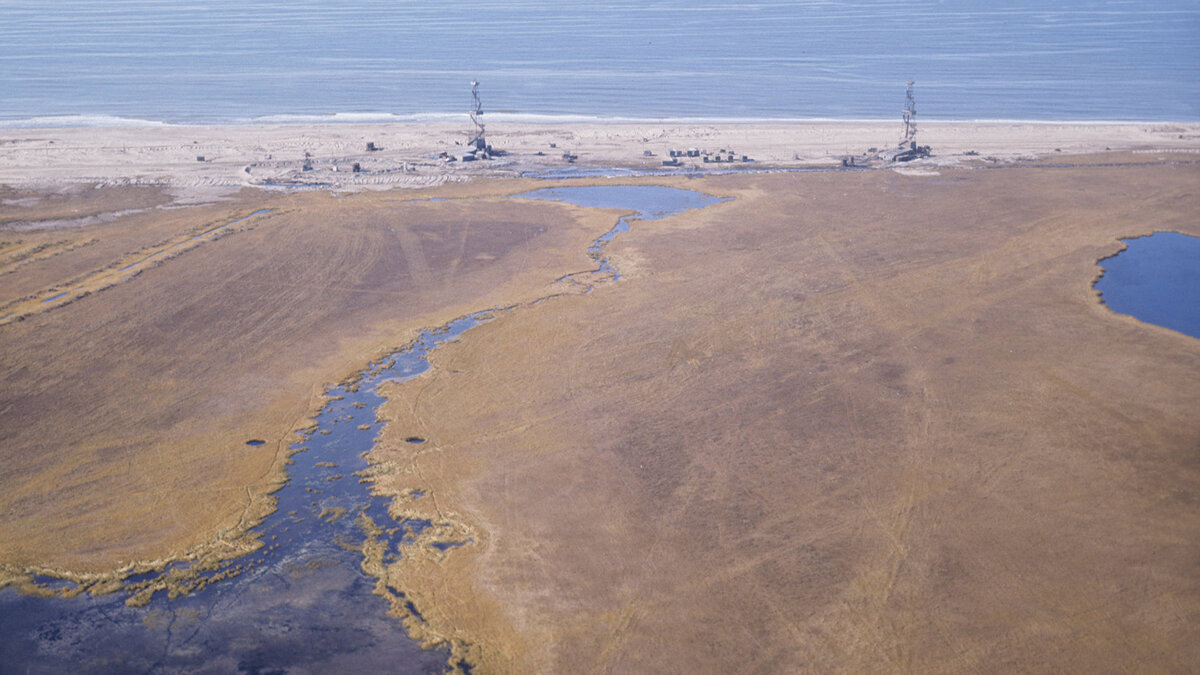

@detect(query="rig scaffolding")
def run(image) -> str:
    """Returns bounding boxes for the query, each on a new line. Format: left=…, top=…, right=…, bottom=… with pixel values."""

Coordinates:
left=469, top=80, right=486, bottom=151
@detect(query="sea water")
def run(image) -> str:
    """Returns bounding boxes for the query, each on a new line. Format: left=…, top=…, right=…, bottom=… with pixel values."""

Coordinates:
left=1, top=0, right=1197, bottom=126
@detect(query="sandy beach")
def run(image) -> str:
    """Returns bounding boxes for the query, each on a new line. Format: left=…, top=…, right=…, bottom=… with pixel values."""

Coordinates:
left=2, top=120, right=1198, bottom=202
left=2, top=121, right=1199, bottom=672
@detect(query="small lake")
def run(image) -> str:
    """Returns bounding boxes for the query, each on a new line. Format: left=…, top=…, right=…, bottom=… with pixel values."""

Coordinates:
left=1095, top=231, right=1200, bottom=339
left=0, top=184, right=722, bottom=673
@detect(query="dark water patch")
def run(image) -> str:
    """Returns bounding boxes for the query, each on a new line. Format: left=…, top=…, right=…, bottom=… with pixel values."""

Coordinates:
left=122, top=561, right=187, bottom=586
left=431, top=540, right=471, bottom=552
left=400, top=519, right=434, bottom=542
left=41, top=292, right=69, bottom=303
left=405, top=436, right=426, bottom=444
left=1095, top=231, right=1200, bottom=339
left=245, top=439, right=266, bottom=446
left=405, top=600, right=427, bottom=623
left=29, top=575, right=80, bottom=593
left=0, top=570, right=449, bottom=674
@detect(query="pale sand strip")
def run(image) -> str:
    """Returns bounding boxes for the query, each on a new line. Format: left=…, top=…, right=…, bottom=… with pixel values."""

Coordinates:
left=2, top=121, right=1197, bottom=201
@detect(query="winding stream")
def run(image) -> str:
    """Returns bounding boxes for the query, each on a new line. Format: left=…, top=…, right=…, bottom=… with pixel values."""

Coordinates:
left=0, top=185, right=722, bottom=673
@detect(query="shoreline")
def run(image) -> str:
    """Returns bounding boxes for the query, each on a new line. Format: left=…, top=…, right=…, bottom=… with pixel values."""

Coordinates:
left=6, top=115, right=1199, bottom=129
left=3, top=120, right=1199, bottom=206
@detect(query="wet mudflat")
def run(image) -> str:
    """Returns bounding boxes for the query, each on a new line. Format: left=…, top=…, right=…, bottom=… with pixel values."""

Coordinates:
left=1095, top=231, right=1200, bottom=339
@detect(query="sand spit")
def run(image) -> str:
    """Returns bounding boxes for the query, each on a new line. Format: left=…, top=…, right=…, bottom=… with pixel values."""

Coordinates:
left=2, top=121, right=1198, bottom=202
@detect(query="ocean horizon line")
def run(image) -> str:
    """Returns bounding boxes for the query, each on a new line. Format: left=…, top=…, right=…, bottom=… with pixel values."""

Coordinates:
left=2, top=113, right=1197, bottom=131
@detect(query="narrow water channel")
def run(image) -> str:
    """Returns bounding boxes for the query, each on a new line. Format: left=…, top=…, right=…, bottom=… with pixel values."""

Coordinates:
left=0, top=185, right=722, bottom=673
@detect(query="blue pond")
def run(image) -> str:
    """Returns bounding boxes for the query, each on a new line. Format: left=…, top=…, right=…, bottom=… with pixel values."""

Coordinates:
left=1095, top=231, right=1200, bottom=339
left=0, top=184, right=722, bottom=673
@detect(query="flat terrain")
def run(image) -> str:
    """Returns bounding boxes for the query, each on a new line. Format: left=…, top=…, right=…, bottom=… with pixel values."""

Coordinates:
left=2, top=121, right=1197, bottom=198
left=0, top=179, right=617, bottom=574
left=2, top=124, right=1199, bottom=673
left=370, top=161, right=1200, bottom=672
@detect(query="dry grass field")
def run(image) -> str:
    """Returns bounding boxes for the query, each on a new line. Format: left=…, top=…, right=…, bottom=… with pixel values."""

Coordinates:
left=368, top=160, right=1200, bottom=672
left=0, top=179, right=615, bottom=575
left=2, top=153, right=1198, bottom=673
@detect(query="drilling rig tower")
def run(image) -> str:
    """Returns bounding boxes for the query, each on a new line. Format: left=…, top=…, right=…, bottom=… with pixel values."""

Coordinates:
left=469, top=80, right=486, bottom=152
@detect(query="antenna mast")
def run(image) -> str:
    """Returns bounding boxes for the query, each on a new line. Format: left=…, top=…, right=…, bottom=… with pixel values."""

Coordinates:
left=901, top=80, right=917, bottom=147
left=469, top=80, right=486, bottom=151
